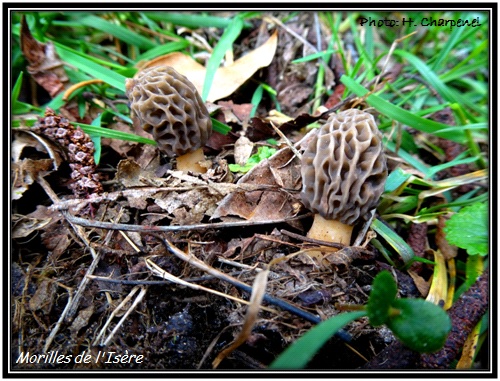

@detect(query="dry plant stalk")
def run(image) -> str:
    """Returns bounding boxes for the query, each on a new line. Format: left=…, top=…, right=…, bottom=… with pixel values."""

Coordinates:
left=212, top=268, right=270, bottom=369
left=94, top=286, right=147, bottom=347
left=145, top=258, right=276, bottom=312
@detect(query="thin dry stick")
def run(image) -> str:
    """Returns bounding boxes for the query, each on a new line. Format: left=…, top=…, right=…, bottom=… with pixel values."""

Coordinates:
left=352, top=209, right=376, bottom=247
left=212, top=268, right=270, bottom=368
left=265, top=15, right=319, bottom=54
left=93, top=285, right=140, bottom=346
left=62, top=212, right=312, bottom=233
left=65, top=241, right=101, bottom=321
left=371, top=31, right=417, bottom=94
left=269, top=121, right=302, bottom=161
left=64, top=206, right=127, bottom=321
left=197, top=324, right=238, bottom=369
left=102, top=287, right=147, bottom=347
left=145, top=258, right=278, bottom=314
left=43, top=287, right=73, bottom=352
left=35, top=176, right=101, bottom=341
left=50, top=183, right=278, bottom=212
left=157, top=238, right=344, bottom=331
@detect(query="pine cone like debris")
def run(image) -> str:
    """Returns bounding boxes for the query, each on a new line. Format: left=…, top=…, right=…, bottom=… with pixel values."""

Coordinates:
left=33, top=108, right=103, bottom=197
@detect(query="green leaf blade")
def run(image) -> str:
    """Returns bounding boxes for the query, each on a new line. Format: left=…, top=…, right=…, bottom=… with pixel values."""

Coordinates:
left=202, top=16, right=244, bottom=101
left=371, top=218, right=415, bottom=263
left=366, top=271, right=398, bottom=327
left=72, top=122, right=156, bottom=145
left=80, top=15, right=156, bottom=50
left=387, top=299, right=451, bottom=353
left=444, top=202, right=488, bottom=256
left=340, top=75, right=466, bottom=144
left=54, top=42, right=127, bottom=92
left=269, top=311, right=366, bottom=369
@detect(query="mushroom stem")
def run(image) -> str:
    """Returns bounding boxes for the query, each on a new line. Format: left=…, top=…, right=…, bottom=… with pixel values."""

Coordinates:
left=176, top=147, right=207, bottom=174
left=307, top=214, right=354, bottom=245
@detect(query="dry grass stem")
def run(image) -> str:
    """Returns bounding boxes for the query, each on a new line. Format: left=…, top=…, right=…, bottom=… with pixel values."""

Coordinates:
left=102, top=287, right=147, bottom=347
left=212, top=268, right=270, bottom=368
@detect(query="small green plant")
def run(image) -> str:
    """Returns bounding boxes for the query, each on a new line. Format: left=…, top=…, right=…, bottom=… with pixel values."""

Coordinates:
left=269, top=271, right=451, bottom=369
left=444, top=202, right=488, bottom=256
left=229, top=145, right=277, bottom=173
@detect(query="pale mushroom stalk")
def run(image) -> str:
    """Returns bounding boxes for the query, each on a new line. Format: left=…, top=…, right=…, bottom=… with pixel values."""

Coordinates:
left=307, top=214, right=354, bottom=245
left=126, top=66, right=212, bottom=174
left=175, top=147, right=207, bottom=173
left=300, top=109, right=388, bottom=249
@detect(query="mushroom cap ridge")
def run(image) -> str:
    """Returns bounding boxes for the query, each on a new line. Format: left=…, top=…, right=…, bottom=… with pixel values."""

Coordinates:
left=300, top=109, right=387, bottom=226
left=126, top=66, right=212, bottom=157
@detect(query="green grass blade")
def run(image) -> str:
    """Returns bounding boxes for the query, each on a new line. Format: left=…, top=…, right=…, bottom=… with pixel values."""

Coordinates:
left=383, top=139, right=430, bottom=176
left=269, top=311, right=366, bottom=369
left=430, top=20, right=465, bottom=71
left=79, top=15, right=156, bottom=50
left=146, top=12, right=251, bottom=29
left=12, top=71, right=24, bottom=103
left=54, top=42, right=127, bottom=92
left=211, top=118, right=231, bottom=135
left=340, top=75, right=466, bottom=143
left=135, top=40, right=190, bottom=62
left=424, top=155, right=478, bottom=180
left=292, top=49, right=336, bottom=64
left=439, top=40, right=488, bottom=82
left=250, top=84, right=264, bottom=118
left=202, top=15, right=244, bottom=101
left=54, top=39, right=128, bottom=70
left=89, top=114, right=103, bottom=165
left=440, top=60, right=488, bottom=85
left=72, top=122, right=156, bottom=145
left=392, top=49, right=477, bottom=112
left=371, top=218, right=415, bottom=264
left=384, top=167, right=412, bottom=193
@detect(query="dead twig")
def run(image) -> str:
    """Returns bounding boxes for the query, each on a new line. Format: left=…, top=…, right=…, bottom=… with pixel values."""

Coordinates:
left=62, top=212, right=313, bottom=232
left=280, top=229, right=345, bottom=249
left=93, top=285, right=141, bottom=346
left=146, top=258, right=277, bottom=311
left=264, top=15, right=319, bottom=55
left=212, top=268, right=270, bottom=368
left=269, top=121, right=302, bottom=161
left=102, top=286, right=147, bottom=347
left=35, top=175, right=102, bottom=339
left=157, top=237, right=352, bottom=342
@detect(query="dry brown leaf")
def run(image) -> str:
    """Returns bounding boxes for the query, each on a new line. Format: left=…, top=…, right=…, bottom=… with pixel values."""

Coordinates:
left=29, top=279, right=57, bottom=314
left=115, top=159, right=166, bottom=188
left=12, top=130, right=65, bottom=169
left=140, top=31, right=278, bottom=102
left=212, top=145, right=302, bottom=226
left=20, top=17, right=68, bottom=97
left=42, top=225, right=72, bottom=262
left=11, top=159, right=54, bottom=200
left=70, top=305, right=95, bottom=334
left=155, top=188, right=220, bottom=225
left=104, top=121, right=153, bottom=158
left=218, top=101, right=253, bottom=124
left=12, top=214, right=52, bottom=239
left=407, top=269, right=430, bottom=297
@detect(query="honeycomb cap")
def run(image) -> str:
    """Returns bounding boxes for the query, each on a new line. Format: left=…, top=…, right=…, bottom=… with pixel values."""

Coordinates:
left=126, top=66, right=212, bottom=157
left=300, top=109, right=387, bottom=225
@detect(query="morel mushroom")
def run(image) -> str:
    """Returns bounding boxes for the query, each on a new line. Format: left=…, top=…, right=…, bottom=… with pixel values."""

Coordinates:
left=126, top=66, right=212, bottom=173
left=300, top=109, right=387, bottom=245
